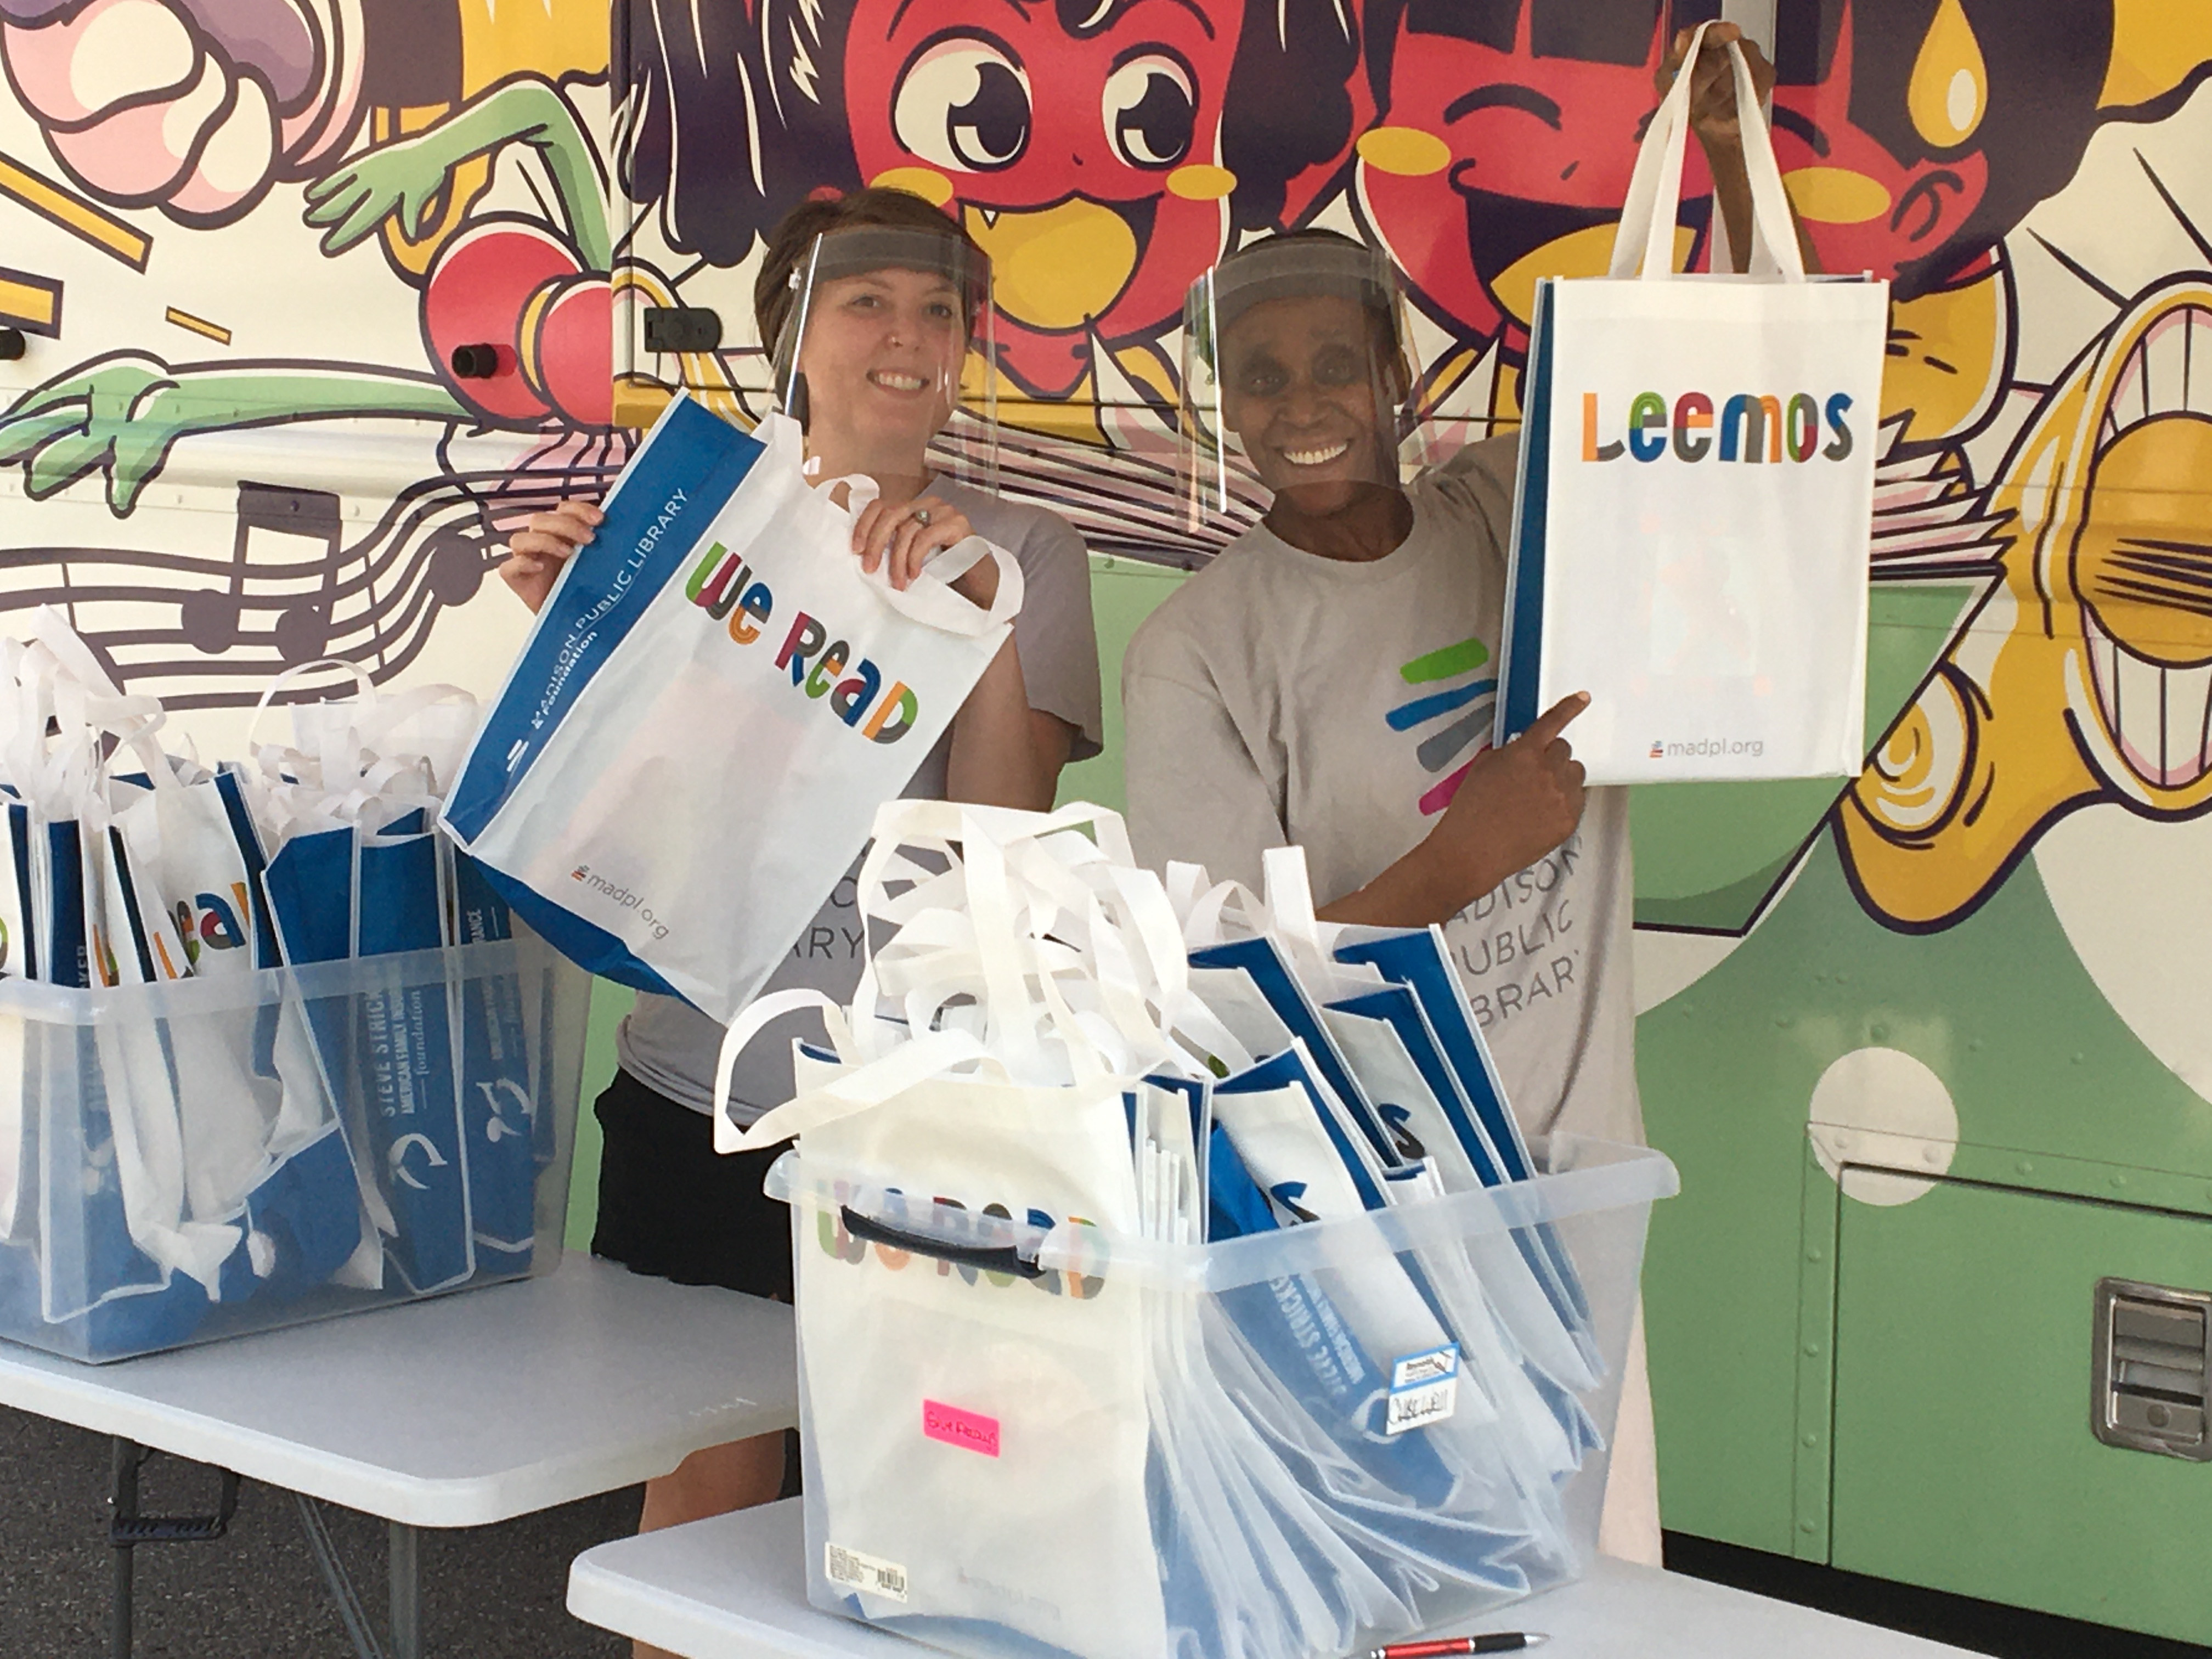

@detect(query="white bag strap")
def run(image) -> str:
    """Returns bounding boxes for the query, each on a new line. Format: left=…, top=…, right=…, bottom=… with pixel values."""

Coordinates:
left=804, top=431, right=1026, bottom=639
left=737, top=797, right=1211, bottom=1110
left=31, top=605, right=124, bottom=696
left=867, top=537, right=1024, bottom=637
left=1262, top=844, right=1322, bottom=964
left=1610, top=21, right=1802, bottom=284
left=244, top=657, right=377, bottom=758
left=351, top=682, right=477, bottom=751
left=715, top=1016, right=1010, bottom=1154
left=14, top=612, right=175, bottom=810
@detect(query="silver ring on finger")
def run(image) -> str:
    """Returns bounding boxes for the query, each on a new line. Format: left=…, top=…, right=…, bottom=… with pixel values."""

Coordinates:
left=912, top=507, right=932, bottom=527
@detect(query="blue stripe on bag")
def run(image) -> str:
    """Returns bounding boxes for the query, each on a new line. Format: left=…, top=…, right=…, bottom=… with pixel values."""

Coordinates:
left=461, top=857, right=682, bottom=1002
left=444, top=396, right=765, bottom=841
left=1499, top=279, right=1556, bottom=742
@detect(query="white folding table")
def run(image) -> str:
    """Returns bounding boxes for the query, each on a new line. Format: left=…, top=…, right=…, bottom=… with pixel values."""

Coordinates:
left=568, top=1499, right=1975, bottom=1659
left=0, top=1255, right=797, bottom=1659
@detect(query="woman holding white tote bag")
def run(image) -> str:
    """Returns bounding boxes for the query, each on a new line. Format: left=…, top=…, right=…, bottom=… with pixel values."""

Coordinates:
left=1127, top=25, right=1803, bottom=1566
left=499, top=189, right=1102, bottom=1636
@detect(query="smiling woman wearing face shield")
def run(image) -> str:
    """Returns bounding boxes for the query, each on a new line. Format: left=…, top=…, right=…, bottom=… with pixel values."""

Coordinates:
left=497, top=189, right=1102, bottom=1616
left=1126, top=22, right=1798, bottom=1568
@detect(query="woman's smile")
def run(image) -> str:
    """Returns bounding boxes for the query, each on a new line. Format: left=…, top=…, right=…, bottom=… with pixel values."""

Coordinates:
left=1279, top=439, right=1353, bottom=467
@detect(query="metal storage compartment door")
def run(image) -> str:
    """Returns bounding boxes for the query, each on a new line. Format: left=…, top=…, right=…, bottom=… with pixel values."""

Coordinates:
left=1829, top=1174, right=2212, bottom=1643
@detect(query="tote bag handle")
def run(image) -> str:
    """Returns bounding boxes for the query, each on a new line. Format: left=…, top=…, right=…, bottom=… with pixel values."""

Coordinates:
left=1609, top=20, right=1803, bottom=283
left=782, top=410, right=1028, bottom=641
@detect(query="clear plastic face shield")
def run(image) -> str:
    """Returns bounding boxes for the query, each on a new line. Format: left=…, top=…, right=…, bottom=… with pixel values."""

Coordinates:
left=774, top=224, right=998, bottom=490
left=1181, top=239, right=1427, bottom=533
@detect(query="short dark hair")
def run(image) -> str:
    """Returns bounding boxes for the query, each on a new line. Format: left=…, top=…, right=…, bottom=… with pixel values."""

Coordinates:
left=752, top=188, right=985, bottom=348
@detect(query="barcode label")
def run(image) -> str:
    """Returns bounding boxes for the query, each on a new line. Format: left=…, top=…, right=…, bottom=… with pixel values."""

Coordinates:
left=826, top=1543, right=909, bottom=1603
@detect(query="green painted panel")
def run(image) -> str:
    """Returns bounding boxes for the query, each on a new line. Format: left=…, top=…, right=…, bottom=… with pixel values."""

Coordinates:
left=1636, top=1015, right=1813, bottom=1553
left=1832, top=1178, right=2212, bottom=1642
left=1057, top=555, right=1187, bottom=814
left=563, top=978, right=636, bottom=1251
left=1639, top=830, right=2212, bottom=1551
left=1630, top=582, right=1982, bottom=929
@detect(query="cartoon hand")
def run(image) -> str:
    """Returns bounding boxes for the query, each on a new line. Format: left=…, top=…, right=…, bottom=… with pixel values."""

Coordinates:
left=0, top=353, right=197, bottom=515
left=304, top=138, right=454, bottom=256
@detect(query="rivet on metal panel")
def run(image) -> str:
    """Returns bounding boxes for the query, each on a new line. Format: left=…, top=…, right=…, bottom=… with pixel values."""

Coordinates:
left=1805, top=1245, right=1823, bottom=1262
left=1869, top=1023, right=1888, bottom=1040
left=1799, top=1519, right=1818, bottom=1534
left=2018, top=1160, right=2034, bottom=1176
left=2112, top=1173, right=2129, bottom=1189
left=1803, top=1342, right=1820, bottom=1357
left=1775, top=1015, right=1791, bottom=1028
left=1802, top=1432, right=1819, bottom=1448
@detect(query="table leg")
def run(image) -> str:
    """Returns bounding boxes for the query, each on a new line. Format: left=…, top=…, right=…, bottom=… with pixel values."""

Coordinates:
left=108, top=1438, right=140, bottom=1659
left=389, top=1520, right=422, bottom=1659
left=292, top=1494, right=387, bottom=1659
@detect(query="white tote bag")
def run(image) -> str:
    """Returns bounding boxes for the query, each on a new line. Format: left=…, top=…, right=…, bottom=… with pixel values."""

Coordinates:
left=442, top=395, right=1021, bottom=1023
left=715, top=798, right=1172, bottom=1659
left=1493, top=22, right=1883, bottom=783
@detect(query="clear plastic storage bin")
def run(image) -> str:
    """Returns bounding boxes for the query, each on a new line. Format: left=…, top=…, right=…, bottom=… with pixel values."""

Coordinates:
left=772, top=1136, right=1677, bottom=1659
left=0, top=931, right=589, bottom=1363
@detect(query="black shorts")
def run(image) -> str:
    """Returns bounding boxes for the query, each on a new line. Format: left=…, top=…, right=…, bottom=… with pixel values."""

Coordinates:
left=590, top=1069, right=794, bottom=1301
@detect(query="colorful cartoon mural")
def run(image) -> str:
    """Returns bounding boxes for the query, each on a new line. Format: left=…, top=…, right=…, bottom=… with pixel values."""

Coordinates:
left=5, top=0, right=2212, bottom=1632
left=0, top=0, right=620, bottom=751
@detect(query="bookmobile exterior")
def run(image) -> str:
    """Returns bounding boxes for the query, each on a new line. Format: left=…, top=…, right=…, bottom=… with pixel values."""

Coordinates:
left=1, top=0, right=2205, bottom=1638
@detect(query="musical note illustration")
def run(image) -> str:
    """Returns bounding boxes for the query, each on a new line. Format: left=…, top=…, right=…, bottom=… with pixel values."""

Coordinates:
left=180, top=482, right=347, bottom=664
left=0, top=437, right=627, bottom=713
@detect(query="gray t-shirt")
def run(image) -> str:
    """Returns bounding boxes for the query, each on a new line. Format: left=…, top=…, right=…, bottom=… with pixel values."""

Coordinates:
left=617, top=479, right=1104, bottom=1120
left=1122, top=439, right=1639, bottom=1146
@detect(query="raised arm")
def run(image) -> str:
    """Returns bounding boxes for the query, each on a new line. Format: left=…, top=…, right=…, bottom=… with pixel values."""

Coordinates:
left=1662, top=23, right=1821, bottom=275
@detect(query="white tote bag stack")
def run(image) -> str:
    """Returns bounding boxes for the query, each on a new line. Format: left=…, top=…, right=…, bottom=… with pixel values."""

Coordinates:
left=1494, top=21, right=1884, bottom=783
left=441, top=394, right=1022, bottom=1022
left=714, top=802, right=1675, bottom=1659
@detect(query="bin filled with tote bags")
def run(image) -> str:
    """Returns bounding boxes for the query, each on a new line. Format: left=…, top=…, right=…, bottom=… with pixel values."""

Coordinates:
left=718, top=800, right=1677, bottom=1659
left=0, top=610, right=589, bottom=1363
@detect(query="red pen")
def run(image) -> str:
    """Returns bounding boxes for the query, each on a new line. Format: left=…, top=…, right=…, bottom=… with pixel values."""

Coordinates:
left=1370, top=1636, right=1547, bottom=1659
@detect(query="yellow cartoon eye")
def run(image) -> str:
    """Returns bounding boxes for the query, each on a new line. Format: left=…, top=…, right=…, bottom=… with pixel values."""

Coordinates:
left=1908, top=0, right=1988, bottom=149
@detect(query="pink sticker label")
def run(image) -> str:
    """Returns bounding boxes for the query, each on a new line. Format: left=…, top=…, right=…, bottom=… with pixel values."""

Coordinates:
left=922, top=1400, right=1001, bottom=1457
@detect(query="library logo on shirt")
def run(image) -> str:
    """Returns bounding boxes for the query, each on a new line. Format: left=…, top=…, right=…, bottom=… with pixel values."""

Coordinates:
left=1387, top=636, right=1496, bottom=815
